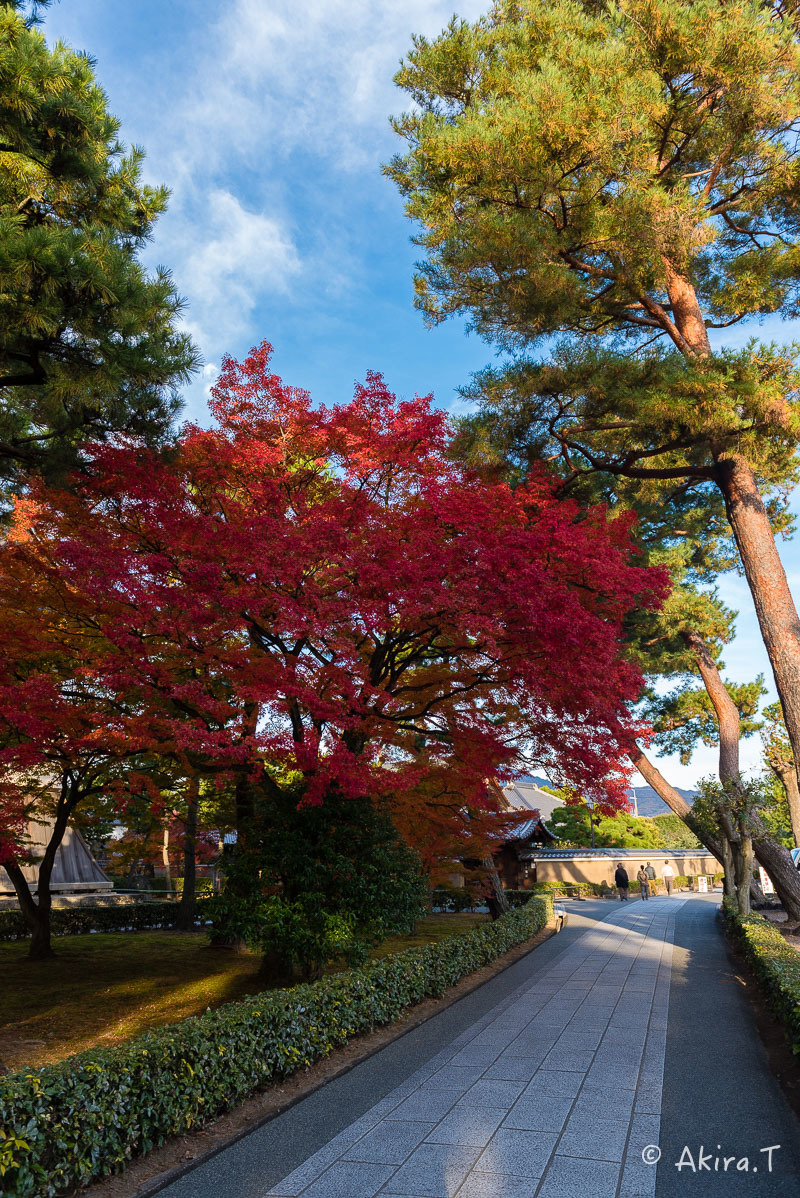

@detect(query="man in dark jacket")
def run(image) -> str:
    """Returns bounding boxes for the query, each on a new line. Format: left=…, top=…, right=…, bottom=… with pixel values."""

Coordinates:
left=615, top=863, right=630, bottom=901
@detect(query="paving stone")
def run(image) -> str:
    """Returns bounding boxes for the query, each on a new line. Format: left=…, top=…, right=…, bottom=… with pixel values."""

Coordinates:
left=425, top=1106, right=507, bottom=1148
left=591, top=1045, right=644, bottom=1072
left=571, top=1084, right=635, bottom=1120
left=523, top=1070, right=584, bottom=1099
left=617, top=1157, right=659, bottom=1198
left=600, top=1025, right=647, bottom=1046
left=535, top=1154, right=622, bottom=1198
left=558, top=1117, right=631, bottom=1163
left=474, top=1128, right=558, bottom=1177
left=292, top=1161, right=396, bottom=1198
left=385, top=1091, right=461, bottom=1123
left=540, top=1046, right=595, bottom=1072
left=266, top=1139, right=358, bottom=1195
left=552, top=1029, right=604, bottom=1052
left=455, top=1080, right=526, bottom=1108
left=483, top=1056, right=547, bottom=1082
left=381, top=1143, right=481, bottom=1197
left=625, top=1112, right=661, bottom=1155
left=454, top=1171, right=536, bottom=1198
left=422, top=1066, right=487, bottom=1092
left=344, top=1121, right=436, bottom=1165
left=501, top=1093, right=573, bottom=1133
left=446, top=1047, right=502, bottom=1069
left=633, top=1081, right=664, bottom=1114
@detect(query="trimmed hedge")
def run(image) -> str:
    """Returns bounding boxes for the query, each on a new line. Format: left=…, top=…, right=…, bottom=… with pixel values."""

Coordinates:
left=0, top=900, right=211, bottom=942
left=721, top=900, right=800, bottom=1053
left=0, top=894, right=552, bottom=1196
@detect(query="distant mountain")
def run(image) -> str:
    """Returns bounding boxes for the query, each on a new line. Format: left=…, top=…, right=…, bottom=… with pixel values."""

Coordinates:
left=628, top=785, right=695, bottom=818
left=514, top=774, right=695, bottom=819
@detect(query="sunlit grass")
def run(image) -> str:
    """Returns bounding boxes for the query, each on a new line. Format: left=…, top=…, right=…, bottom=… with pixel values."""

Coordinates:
left=0, top=913, right=488, bottom=1072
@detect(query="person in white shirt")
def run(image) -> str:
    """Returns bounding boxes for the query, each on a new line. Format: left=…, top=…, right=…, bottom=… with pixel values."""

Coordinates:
left=661, top=862, right=675, bottom=896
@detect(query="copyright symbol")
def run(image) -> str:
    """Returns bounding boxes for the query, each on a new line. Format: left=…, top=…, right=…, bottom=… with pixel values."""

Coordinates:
left=642, top=1145, right=661, bottom=1165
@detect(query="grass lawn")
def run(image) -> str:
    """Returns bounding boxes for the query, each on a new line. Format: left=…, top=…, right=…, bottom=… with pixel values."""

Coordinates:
left=0, top=913, right=487, bottom=1073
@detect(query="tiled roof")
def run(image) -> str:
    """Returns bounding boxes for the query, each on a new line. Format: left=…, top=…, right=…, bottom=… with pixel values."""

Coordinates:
left=518, top=846, right=716, bottom=860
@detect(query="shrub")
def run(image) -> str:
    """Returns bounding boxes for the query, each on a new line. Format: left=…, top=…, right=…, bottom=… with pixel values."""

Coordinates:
left=0, top=895, right=552, bottom=1196
left=430, top=886, right=480, bottom=912
left=212, top=793, right=428, bottom=977
left=0, top=900, right=210, bottom=942
left=721, top=901, right=800, bottom=1053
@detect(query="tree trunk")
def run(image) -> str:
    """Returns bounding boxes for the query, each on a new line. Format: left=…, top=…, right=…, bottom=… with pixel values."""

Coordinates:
left=5, top=783, right=77, bottom=960
left=161, top=822, right=172, bottom=894
left=686, top=632, right=800, bottom=919
left=629, top=745, right=721, bottom=858
left=629, top=745, right=759, bottom=901
left=712, top=452, right=800, bottom=784
left=659, top=272, right=800, bottom=809
left=684, top=632, right=742, bottom=785
left=769, top=760, right=800, bottom=848
left=28, top=786, right=77, bottom=960
left=719, top=835, right=736, bottom=901
left=3, top=858, right=48, bottom=949
left=175, top=777, right=199, bottom=932
left=733, top=823, right=754, bottom=916
left=481, top=856, right=510, bottom=920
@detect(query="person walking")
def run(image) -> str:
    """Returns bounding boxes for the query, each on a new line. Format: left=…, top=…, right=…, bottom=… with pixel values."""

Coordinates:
left=645, top=861, right=656, bottom=896
left=661, top=862, right=675, bottom=896
left=615, top=862, right=630, bottom=901
left=637, top=865, right=649, bottom=900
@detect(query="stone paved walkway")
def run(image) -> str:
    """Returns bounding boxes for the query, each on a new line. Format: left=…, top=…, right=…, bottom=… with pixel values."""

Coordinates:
left=264, top=898, right=683, bottom=1198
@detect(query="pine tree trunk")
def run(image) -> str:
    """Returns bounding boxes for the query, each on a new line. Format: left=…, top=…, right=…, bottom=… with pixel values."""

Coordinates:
left=660, top=274, right=800, bottom=806
left=719, top=835, right=736, bottom=901
left=175, top=777, right=199, bottom=933
left=628, top=746, right=722, bottom=858
left=629, top=745, right=757, bottom=903
left=771, top=761, right=800, bottom=848
left=749, top=834, right=800, bottom=920
left=686, top=632, right=800, bottom=919
left=713, top=451, right=800, bottom=782
left=734, top=826, right=754, bottom=916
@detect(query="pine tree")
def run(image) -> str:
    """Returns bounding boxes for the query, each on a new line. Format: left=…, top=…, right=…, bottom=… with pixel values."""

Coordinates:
left=388, top=0, right=800, bottom=789
left=0, top=6, right=198, bottom=498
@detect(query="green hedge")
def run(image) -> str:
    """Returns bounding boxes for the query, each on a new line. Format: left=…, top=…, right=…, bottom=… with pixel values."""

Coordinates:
left=0, top=900, right=211, bottom=942
left=0, top=895, right=552, bottom=1196
left=721, top=900, right=800, bottom=1053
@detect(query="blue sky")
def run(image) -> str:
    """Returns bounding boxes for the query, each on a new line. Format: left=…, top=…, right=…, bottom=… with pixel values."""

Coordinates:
left=39, top=0, right=800, bottom=791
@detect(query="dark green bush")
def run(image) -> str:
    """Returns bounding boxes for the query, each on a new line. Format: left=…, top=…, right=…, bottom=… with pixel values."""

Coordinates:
left=0, top=900, right=210, bottom=942
left=721, top=900, right=800, bottom=1053
left=0, top=895, right=552, bottom=1196
left=430, top=886, right=479, bottom=912
left=212, top=792, right=428, bottom=977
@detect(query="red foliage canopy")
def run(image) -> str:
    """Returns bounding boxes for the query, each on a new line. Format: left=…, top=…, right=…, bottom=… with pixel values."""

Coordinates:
left=0, top=344, right=666, bottom=861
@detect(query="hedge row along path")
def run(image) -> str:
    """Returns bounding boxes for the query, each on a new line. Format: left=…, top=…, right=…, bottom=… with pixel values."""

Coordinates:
left=155, top=896, right=800, bottom=1198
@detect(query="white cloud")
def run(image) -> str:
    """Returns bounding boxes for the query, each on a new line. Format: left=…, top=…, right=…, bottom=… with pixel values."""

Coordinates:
left=176, top=189, right=300, bottom=338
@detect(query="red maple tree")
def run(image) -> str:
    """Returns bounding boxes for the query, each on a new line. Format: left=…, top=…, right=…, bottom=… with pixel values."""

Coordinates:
left=0, top=343, right=666, bottom=949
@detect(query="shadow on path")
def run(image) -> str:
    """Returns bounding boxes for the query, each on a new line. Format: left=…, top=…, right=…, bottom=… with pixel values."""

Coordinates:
left=657, top=897, right=800, bottom=1196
